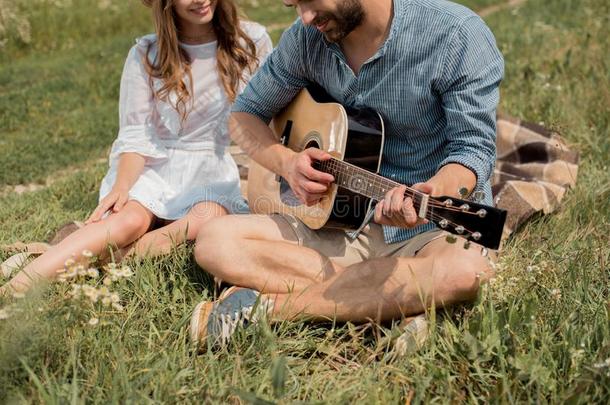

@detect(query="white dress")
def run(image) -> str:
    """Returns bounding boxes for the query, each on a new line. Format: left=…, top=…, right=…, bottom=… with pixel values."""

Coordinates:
left=99, top=21, right=272, bottom=219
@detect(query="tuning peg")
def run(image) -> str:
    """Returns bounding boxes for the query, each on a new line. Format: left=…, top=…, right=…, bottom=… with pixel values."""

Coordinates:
left=458, top=187, right=469, bottom=198
left=463, top=241, right=471, bottom=250
left=455, top=225, right=465, bottom=234
left=439, top=219, right=449, bottom=228
left=473, top=191, right=486, bottom=202
left=445, top=235, right=457, bottom=244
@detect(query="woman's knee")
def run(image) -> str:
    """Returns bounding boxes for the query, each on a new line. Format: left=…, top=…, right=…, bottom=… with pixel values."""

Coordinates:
left=106, top=204, right=152, bottom=244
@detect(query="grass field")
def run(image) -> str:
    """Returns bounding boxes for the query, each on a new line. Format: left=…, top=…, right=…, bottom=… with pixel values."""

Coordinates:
left=1, top=0, right=609, bottom=403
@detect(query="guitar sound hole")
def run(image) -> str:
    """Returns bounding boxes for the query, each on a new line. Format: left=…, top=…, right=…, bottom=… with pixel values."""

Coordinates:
left=304, top=139, right=321, bottom=150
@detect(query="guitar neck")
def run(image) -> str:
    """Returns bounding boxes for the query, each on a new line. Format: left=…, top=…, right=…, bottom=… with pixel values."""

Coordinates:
left=315, top=158, right=428, bottom=211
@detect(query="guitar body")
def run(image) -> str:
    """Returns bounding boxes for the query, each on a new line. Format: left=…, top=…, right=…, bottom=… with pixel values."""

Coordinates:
left=247, top=87, right=384, bottom=230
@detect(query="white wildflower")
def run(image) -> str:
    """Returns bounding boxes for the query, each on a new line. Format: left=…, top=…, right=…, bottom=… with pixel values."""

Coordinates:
left=550, top=288, right=562, bottom=300
left=64, top=266, right=78, bottom=279
left=82, top=285, right=99, bottom=303
left=76, top=264, right=87, bottom=277
left=82, top=249, right=94, bottom=258
left=88, top=317, right=99, bottom=326
left=86, top=268, right=99, bottom=278
left=0, top=308, right=11, bottom=320
left=593, top=358, right=610, bottom=369
left=68, top=284, right=82, bottom=297
left=119, top=266, right=133, bottom=278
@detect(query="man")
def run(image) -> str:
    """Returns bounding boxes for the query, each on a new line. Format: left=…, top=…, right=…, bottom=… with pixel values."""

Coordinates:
left=190, top=0, right=504, bottom=347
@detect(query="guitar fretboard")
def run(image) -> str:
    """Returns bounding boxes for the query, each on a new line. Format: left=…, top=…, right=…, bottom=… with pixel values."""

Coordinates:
left=314, top=158, right=427, bottom=210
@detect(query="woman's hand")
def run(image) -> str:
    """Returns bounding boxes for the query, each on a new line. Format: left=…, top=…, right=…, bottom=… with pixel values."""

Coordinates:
left=86, top=186, right=130, bottom=224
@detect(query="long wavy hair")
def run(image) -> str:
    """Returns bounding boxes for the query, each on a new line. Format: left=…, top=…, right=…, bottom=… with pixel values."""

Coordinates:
left=141, top=0, right=259, bottom=121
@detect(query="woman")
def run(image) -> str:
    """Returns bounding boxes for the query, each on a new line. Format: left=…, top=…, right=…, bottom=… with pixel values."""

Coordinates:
left=1, top=0, right=272, bottom=295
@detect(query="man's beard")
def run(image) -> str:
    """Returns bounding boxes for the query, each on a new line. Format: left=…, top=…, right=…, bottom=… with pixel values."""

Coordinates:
left=313, top=0, right=365, bottom=43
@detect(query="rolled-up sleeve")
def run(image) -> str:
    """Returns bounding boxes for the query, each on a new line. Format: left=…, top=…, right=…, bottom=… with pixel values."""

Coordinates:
left=232, top=21, right=310, bottom=124
left=435, top=16, right=504, bottom=191
left=111, top=44, right=168, bottom=163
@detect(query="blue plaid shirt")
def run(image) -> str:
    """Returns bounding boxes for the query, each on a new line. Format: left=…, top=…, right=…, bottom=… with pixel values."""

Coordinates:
left=233, top=0, right=504, bottom=243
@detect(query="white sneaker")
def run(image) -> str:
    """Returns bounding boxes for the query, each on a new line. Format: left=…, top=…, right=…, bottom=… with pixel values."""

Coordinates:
left=392, top=314, right=429, bottom=356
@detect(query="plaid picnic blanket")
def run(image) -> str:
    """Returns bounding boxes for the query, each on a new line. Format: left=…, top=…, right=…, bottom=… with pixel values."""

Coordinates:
left=492, top=114, right=579, bottom=242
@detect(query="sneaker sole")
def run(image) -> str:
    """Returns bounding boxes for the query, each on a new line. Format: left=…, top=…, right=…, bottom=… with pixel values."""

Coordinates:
left=189, top=300, right=215, bottom=348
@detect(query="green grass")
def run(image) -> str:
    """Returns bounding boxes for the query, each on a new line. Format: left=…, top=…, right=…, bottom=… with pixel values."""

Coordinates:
left=1, top=0, right=609, bottom=403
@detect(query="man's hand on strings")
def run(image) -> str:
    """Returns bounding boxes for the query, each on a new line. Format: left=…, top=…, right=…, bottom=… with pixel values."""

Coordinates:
left=374, top=183, right=434, bottom=228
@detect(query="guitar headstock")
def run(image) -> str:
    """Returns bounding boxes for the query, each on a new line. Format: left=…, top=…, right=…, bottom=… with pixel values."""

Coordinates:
left=426, top=196, right=507, bottom=250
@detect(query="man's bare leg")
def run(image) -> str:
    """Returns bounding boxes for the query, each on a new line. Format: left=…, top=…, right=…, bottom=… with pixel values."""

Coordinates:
left=265, top=237, right=491, bottom=323
left=195, top=215, right=492, bottom=321
left=195, top=215, right=347, bottom=293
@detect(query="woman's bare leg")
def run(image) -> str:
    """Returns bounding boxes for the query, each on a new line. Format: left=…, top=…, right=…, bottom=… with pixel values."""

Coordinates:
left=124, top=201, right=228, bottom=259
left=1, top=201, right=154, bottom=295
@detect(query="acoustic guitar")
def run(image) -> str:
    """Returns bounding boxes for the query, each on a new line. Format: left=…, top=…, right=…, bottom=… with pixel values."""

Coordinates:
left=247, top=87, right=507, bottom=250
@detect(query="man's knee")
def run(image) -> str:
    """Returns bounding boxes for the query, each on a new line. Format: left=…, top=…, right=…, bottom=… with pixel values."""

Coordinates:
left=194, top=217, right=231, bottom=267
left=182, top=203, right=224, bottom=240
left=445, top=247, right=493, bottom=301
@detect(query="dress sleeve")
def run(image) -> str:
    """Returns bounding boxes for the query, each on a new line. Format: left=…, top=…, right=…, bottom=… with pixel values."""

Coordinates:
left=435, top=16, right=504, bottom=192
left=110, top=43, right=168, bottom=163
left=254, top=27, right=273, bottom=65
left=238, top=22, right=275, bottom=95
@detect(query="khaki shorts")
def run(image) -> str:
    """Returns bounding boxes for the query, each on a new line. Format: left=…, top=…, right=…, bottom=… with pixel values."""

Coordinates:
left=273, top=214, right=447, bottom=268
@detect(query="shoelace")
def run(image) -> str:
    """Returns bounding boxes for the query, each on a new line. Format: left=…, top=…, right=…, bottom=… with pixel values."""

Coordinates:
left=218, top=306, right=255, bottom=344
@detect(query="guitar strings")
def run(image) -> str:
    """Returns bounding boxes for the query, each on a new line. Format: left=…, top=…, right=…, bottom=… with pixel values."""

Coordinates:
left=316, top=160, right=480, bottom=241
left=318, top=159, right=486, bottom=217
